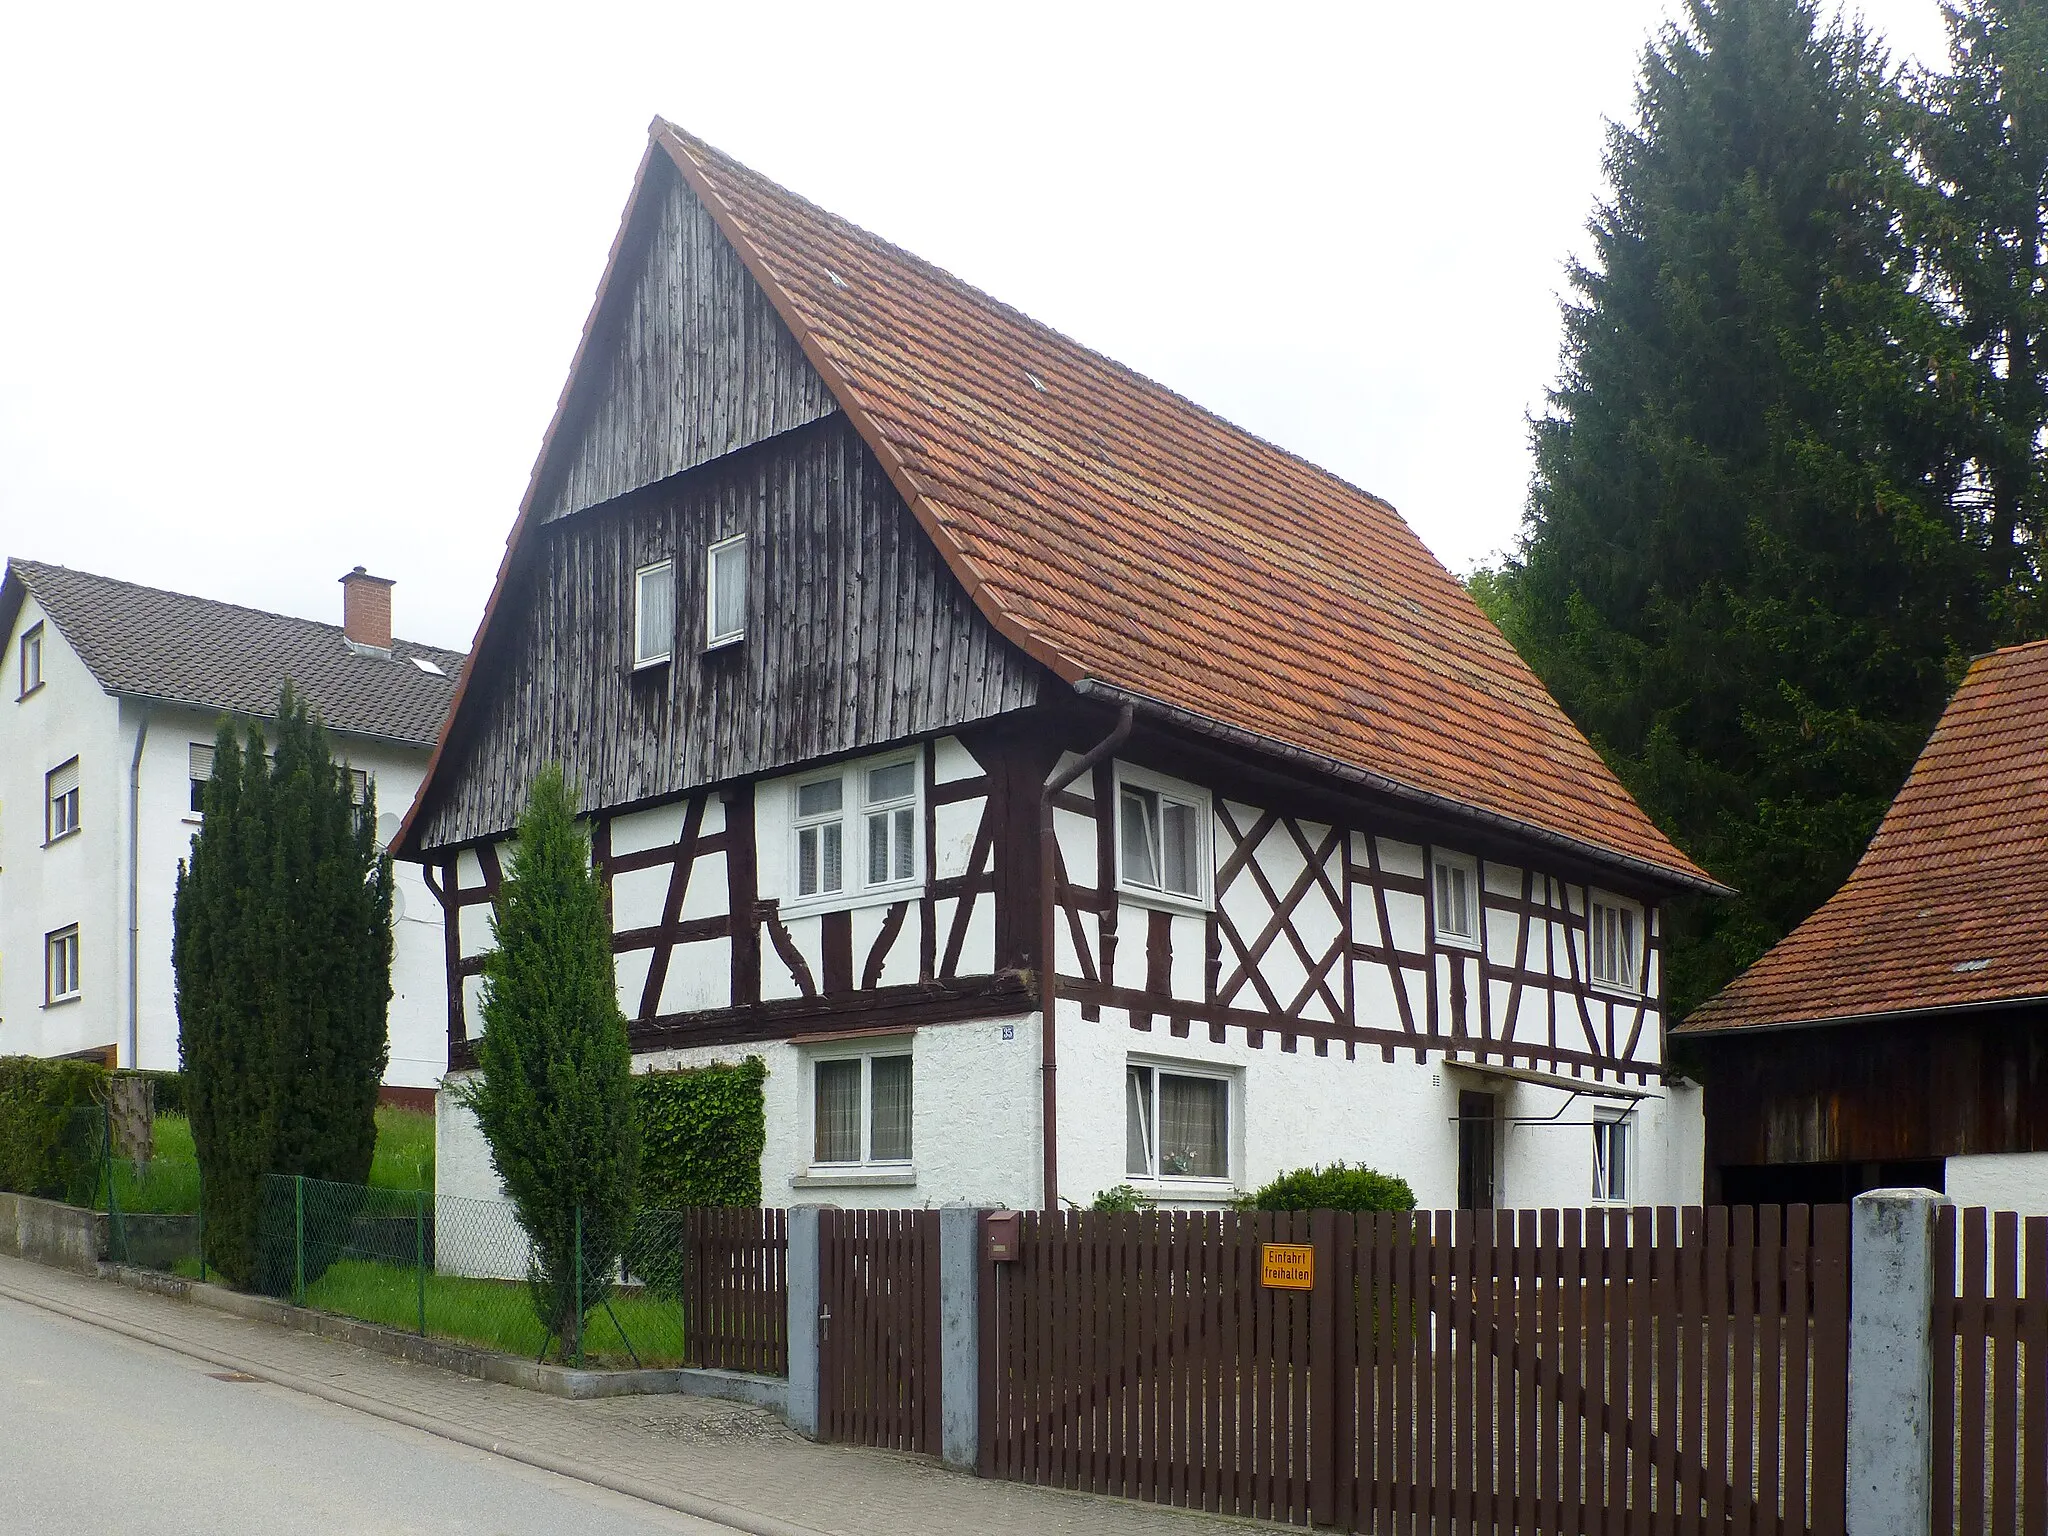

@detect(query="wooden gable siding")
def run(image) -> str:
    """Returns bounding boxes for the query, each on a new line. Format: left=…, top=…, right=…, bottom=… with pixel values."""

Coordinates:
left=534, top=150, right=838, bottom=525
left=414, top=414, right=1044, bottom=850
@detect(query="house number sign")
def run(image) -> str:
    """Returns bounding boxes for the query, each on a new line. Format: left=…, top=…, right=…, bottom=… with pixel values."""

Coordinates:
left=1260, top=1242, right=1314, bottom=1290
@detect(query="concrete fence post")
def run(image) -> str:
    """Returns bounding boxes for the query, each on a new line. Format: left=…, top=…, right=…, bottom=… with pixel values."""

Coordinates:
left=938, top=1207, right=983, bottom=1472
left=786, top=1205, right=823, bottom=1440
left=1847, top=1187, right=1946, bottom=1536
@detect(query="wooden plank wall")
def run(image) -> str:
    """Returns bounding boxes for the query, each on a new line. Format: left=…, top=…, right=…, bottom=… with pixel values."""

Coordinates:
left=416, top=414, right=1043, bottom=849
left=534, top=149, right=839, bottom=525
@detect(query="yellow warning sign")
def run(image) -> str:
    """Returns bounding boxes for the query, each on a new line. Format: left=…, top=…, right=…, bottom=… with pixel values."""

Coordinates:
left=1260, top=1242, right=1314, bottom=1290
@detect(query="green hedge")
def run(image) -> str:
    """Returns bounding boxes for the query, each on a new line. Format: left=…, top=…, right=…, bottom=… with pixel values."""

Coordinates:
left=1243, top=1161, right=1416, bottom=1213
left=632, top=1058, right=766, bottom=1209
left=0, top=1056, right=107, bottom=1201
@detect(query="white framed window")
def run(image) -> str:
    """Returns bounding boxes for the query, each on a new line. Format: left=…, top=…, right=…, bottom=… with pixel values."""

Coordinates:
left=790, top=752, right=922, bottom=908
left=189, top=743, right=214, bottom=815
left=1125, top=1061, right=1233, bottom=1183
left=1589, top=891, right=1644, bottom=994
left=1592, top=1108, right=1632, bottom=1203
left=1114, top=764, right=1210, bottom=908
left=20, top=622, right=44, bottom=696
left=46, top=758, right=80, bottom=842
left=45, top=926, right=80, bottom=1004
left=633, top=559, right=675, bottom=668
left=706, top=534, right=747, bottom=649
left=1431, top=849, right=1479, bottom=949
left=811, top=1048, right=913, bottom=1168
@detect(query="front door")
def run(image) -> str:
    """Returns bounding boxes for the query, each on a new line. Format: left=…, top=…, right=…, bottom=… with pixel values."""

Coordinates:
left=1457, top=1090, right=1497, bottom=1209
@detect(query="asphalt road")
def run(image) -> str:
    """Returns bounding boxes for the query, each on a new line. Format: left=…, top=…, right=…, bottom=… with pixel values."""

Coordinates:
left=0, top=1293, right=742, bottom=1535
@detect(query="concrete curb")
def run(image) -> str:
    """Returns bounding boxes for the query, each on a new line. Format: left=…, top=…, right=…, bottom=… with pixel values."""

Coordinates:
left=101, top=1263, right=786, bottom=1411
left=0, top=1274, right=832, bottom=1536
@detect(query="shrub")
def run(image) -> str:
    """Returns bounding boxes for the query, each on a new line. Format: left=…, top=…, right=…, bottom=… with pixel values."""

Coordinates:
left=1243, top=1161, right=1416, bottom=1213
left=174, top=689, right=395, bottom=1289
left=0, top=1057, right=107, bottom=1201
left=457, top=764, right=638, bottom=1361
left=632, top=1059, right=766, bottom=1209
left=1088, top=1183, right=1155, bottom=1212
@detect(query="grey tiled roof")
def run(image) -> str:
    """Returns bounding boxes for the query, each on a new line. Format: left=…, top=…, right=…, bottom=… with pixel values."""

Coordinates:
left=5, top=559, right=464, bottom=747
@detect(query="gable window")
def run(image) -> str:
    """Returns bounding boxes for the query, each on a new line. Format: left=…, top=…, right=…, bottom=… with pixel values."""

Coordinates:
left=189, top=743, right=214, bottom=814
left=46, top=926, right=80, bottom=1004
left=706, top=534, right=747, bottom=649
left=1126, top=1062, right=1231, bottom=1182
left=633, top=560, right=675, bottom=669
left=46, top=758, right=80, bottom=842
left=1115, top=766, right=1208, bottom=907
left=1432, top=850, right=1479, bottom=948
left=1593, top=1108, right=1632, bottom=1203
left=1589, top=892, right=1643, bottom=994
left=19, top=623, right=43, bottom=696
left=812, top=1049, right=913, bottom=1167
left=791, top=752, right=922, bottom=907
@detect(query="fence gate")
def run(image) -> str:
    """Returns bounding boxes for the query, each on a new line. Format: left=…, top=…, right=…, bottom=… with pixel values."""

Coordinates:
left=819, top=1207, right=941, bottom=1452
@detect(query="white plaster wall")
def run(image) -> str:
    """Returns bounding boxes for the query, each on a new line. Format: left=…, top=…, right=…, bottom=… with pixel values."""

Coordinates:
left=433, top=1081, right=529, bottom=1279
left=127, top=703, right=445, bottom=1084
left=1945, top=1152, right=2048, bottom=1217
left=0, top=596, right=127, bottom=1059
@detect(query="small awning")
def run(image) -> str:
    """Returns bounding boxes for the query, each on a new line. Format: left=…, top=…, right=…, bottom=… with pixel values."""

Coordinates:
left=1444, top=1058, right=1655, bottom=1101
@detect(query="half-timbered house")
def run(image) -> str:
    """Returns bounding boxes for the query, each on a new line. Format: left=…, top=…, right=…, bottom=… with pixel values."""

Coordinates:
left=399, top=120, right=1718, bottom=1212
left=1677, top=638, right=2048, bottom=1212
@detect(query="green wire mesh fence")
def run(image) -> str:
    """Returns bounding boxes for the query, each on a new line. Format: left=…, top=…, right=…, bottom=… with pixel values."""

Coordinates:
left=254, top=1175, right=723, bottom=1367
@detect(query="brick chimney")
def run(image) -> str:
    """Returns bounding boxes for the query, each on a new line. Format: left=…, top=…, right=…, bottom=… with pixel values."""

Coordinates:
left=339, top=566, right=395, bottom=653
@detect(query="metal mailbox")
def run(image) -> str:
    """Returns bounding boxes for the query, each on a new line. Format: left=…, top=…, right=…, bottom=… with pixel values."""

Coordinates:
left=985, top=1209, right=1022, bottom=1262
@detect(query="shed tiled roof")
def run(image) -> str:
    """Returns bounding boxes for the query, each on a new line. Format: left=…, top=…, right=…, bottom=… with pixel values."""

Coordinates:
left=4, top=559, right=463, bottom=747
left=1679, top=638, right=2048, bottom=1033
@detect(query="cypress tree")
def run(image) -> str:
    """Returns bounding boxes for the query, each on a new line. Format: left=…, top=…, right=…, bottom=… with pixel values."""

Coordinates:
left=1484, top=0, right=1997, bottom=1015
left=459, top=764, right=637, bottom=1360
left=174, top=686, right=393, bottom=1286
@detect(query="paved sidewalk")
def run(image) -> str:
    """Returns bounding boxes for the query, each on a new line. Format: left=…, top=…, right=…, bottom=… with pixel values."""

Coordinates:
left=0, top=1255, right=1268, bottom=1536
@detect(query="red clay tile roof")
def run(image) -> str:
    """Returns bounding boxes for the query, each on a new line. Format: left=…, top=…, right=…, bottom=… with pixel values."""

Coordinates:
left=648, top=124, right=1708, bottom=889
left=1679, top=638, right=2048, bottom=1033
left=399, top=121, right=1710, bottom=887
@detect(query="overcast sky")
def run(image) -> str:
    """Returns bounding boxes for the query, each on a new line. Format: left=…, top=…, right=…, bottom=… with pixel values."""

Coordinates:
left=0, top=1, right=1955, bottom=653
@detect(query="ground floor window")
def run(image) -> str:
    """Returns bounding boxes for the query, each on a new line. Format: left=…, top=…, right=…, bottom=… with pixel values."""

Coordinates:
left=46, top=926, right=81, bottom=1004
left=1593, top=1108, right=1632, bottom=1203
left=1126, top=1063, right=1230, bottom=1181
left=812, top=1048, right=912, bottom=1167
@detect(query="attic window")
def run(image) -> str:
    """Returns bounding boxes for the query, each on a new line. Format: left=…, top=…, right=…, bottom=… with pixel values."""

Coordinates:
left=1954, top=958, right=1993, bottom=974
left=411, top=656, right=445, bottom=677
left=823, top=268, right=848, bottom=289
left=1025, top=371, right=1048, bottom=393
left=706, top=535, right=747, bottom=650
left=19, top=623, right=43, bottom=696
left=633, top=560, right=674, bottom=668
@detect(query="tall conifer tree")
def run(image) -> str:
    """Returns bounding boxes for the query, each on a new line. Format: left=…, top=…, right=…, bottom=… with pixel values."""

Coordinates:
left=460, top=764, right=637, bottom=1359
left=1484, top=0, right=1996, bottom=1015
left=174, top=687, right=393, bottom=1286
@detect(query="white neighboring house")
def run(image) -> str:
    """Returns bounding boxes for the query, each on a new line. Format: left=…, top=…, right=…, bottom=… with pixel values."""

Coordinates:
left=404, top=123, right=1714, bottom=1216
left=0, top=559, right=460, bottom=1095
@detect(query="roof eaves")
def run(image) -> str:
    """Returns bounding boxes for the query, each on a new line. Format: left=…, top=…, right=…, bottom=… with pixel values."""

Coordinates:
left=109, top=689, right=442, bottom=752
left=1675, top=990, right=2048, bottom=1037
left=1071, top=677, right=1730, bottom=897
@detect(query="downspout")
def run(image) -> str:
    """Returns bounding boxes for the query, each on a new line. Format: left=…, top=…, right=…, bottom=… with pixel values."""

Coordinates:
left=1037, top=703, right=1132, bottom=1212
left=126, top=704, right=151, bottom=1069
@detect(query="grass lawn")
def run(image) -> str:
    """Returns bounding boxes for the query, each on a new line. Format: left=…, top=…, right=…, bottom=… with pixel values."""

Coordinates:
left=108, top=1106, right=437, bottom=1214
left=303, top=1258, right=685, bottom=1367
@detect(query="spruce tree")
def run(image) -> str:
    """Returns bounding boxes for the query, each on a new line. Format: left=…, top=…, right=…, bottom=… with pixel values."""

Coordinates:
left=1908, top=0, right=2048, bottom=632
left=174, top=687, right=393, bottom=1286
left=460, top=764, right=637, bottom=1360
left=1485, top=0, right=1998, bottom=1014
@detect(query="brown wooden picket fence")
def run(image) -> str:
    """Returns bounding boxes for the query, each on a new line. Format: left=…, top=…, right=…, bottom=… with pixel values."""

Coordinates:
left=820, top=1207, right=942, bottom=1452
left=677, top=1206, right=788, bottom=1375
left=1934, top=1205, right=2048, bottom=1536
left=978, top=1205, right=1851, bottom=1533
